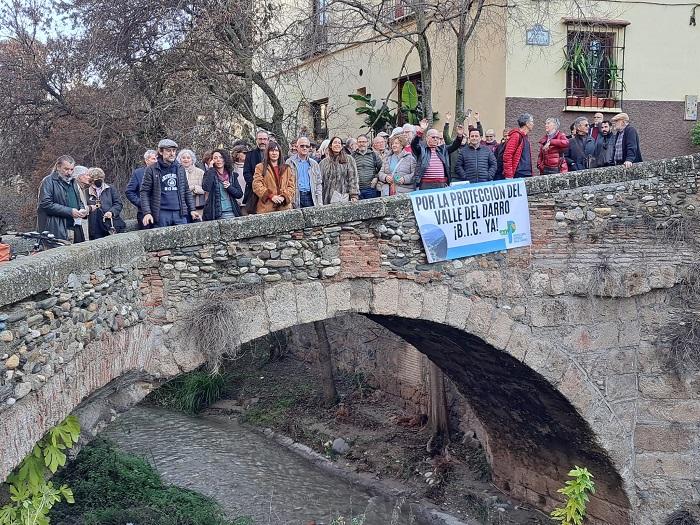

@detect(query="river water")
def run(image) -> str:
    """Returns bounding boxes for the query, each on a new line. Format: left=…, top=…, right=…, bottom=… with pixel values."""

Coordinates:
left=102, top=406, right=419, bottom=525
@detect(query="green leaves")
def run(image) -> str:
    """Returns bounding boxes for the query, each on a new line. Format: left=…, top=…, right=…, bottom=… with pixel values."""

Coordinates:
left=401, top=81, right=418, bottom=111
left=1, top=416, right=81, bottom=525
left=550, top=466, right=596, bottom=525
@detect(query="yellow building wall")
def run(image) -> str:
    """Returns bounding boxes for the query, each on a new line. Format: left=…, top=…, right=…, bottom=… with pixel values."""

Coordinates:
left=505, top=0, right=700, bottom=101
left=272, top=13, right=508, bottom=139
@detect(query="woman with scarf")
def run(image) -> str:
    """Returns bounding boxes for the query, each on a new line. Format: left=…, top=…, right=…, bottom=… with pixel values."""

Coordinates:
left=537, top=117, right=569, bottom=175
left=319, top=136, right=359, bottom=204
left=85, top=167, right=125, bottom=239
left=202, top=149, right=243, bottom=220
left=252, top=141, right=296, bottom=214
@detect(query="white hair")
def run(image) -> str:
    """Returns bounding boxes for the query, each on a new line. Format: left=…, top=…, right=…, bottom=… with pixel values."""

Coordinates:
left=143, top=149, right=156, bottom=161
left=177, top=149, right=197, bottom=164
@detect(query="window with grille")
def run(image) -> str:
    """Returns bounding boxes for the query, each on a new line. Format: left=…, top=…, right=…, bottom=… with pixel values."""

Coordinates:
left=563, top=19, right=627, bottom=110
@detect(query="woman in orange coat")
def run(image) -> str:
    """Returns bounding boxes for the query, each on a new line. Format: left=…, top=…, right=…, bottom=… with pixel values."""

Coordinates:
left=252, top=141, right=296, bottom=214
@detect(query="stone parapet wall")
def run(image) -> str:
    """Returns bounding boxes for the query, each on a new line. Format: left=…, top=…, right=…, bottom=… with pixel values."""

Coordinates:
left=0, top=153, right=699, bottom=524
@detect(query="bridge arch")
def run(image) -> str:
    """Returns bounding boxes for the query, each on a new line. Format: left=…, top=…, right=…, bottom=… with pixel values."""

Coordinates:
left=1, top=154, right=699, bottom=524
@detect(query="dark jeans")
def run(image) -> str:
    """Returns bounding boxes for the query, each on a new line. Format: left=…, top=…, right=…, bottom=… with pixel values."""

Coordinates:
left=419, top=182, right=447, bottom=190
left=299, top=191, right=314, bottom=208
left=542, top=167, right=560, bottom=175
left=157, top=209, right=188, bottom=227
left=360, top=188, right=379, bottom=200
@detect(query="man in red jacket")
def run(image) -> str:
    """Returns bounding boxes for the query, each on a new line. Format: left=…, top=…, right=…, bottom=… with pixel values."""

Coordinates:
left=503, top=113, right=535, bottom=179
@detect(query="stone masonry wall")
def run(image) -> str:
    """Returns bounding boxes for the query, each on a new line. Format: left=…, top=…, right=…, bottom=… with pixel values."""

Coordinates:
left=0, top=154, right=699, bottom=524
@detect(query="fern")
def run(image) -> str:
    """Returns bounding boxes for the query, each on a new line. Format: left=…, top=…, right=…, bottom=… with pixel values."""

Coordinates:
left=550, top=466, right=596, bottom=525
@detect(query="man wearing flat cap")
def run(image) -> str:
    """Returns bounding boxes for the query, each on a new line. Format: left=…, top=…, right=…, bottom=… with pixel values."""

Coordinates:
left=610, top=113, right=643, bottom=168
left=140, top=138, right=199, bottom=227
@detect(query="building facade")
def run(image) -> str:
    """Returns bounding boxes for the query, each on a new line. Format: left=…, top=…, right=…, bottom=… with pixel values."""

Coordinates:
left=270, top=0, right=700, bottom=161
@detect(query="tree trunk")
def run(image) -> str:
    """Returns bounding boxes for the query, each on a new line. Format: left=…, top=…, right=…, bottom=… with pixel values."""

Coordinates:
left=427, top=360, right=449, bottom=442
left=454, top=19, right=467, bottom=128
left=314, top=321, right=338, bottom=407
left=416, top=31, right=433, bottom=122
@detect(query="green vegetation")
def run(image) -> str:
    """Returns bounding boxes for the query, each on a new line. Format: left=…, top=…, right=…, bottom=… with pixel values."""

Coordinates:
left=50, top=439, right=234, bottom=525
left=550, top=466, right=596, bottom=525
left=0, top=416, right=80, bottom=525
left=692, top=122, right=700, bottom=147
left=148, top=370, right=227, bottom=413
left=241, top=396, right=296, bottom=427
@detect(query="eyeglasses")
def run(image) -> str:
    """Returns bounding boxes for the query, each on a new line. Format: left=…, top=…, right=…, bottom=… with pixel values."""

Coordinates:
left=298, top=145, right=310, bottom=148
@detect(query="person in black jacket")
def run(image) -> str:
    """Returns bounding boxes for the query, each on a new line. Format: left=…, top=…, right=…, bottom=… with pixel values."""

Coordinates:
left=565, top=117, right=596, bottom=171
left=140, top=139, right=198, bottom=228
left=593, top=121, right=616, bottom=168
left=454, top=128, right=496, bottom=183
left=36, top=155, right=89, bottom=243
left=611, top=113, right=643, bottom=167
left=85, top=167, right=125, bottom=239
left=202, top=149, right=243, bottom=220
left=242, top=130, right=269, bottom=211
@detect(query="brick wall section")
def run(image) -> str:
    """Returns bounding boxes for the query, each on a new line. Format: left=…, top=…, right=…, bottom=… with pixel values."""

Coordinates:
left=1, top=154, right=700, bottom=524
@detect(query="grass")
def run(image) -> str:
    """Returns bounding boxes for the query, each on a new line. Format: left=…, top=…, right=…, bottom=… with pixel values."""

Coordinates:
left=50, top=439, right=236, bottom=525
left=148, top=370, right=228, bottom=413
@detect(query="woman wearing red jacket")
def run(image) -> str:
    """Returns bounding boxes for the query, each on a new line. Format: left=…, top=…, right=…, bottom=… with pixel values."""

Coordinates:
left=537, top=117, right=569, bottom=175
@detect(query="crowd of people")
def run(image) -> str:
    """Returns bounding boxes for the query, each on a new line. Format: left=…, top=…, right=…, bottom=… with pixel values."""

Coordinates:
left=36, top=110, right=643, bottom=242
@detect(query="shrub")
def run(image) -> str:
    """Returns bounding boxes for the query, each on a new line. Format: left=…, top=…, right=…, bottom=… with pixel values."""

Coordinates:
left=550, top=466, right=595, bottom=525
left=692, top=122, right=700, bottom=147
left=50, top=439, right=232, bottom=525
left=148, top=370, right=227, bottom=413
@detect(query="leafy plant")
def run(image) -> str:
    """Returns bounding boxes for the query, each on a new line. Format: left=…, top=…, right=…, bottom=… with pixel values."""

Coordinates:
left=550, top=466, right=596, bottom=525
left=0, top=416, right=80, bottom=525
left=348, top=93, right=397, bottom=133
left=400, top=81, right=419, bottom=124
left=604, top=56, right=626, bottom=100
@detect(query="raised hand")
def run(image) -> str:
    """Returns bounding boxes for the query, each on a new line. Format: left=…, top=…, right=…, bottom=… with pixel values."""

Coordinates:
left=419, top=118, right=429, bottom=131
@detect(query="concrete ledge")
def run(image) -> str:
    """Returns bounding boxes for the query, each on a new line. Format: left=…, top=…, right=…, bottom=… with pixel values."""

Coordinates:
left=139, top=220, right=222, bottom=251
left=219, top=209, right=305, bottom=240
left=0, top=233, right=145, bottom=307
left=301, top=199, right=387, bottom=227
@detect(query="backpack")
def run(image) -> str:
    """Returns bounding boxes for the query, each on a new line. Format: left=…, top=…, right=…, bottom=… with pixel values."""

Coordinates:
left=494, top=132, right=524, bottom=180
left=494, top=142, right=507, bottom=180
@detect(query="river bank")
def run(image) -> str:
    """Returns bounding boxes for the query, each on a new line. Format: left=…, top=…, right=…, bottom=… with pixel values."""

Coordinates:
left=207, top=351, right=554, bottom=525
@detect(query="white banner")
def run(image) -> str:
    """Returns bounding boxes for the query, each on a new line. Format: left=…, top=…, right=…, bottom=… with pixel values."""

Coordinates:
left=409, top=180, right=532, bottom=263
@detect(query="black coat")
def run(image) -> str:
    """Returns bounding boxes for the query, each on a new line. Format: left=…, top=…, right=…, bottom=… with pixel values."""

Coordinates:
left=565, top=134, right=596, bottom=171
left=37, top=171, right=83, bottom=241
left=242, top=148, right=264, bottom=204
left=615, top=125, right=643, bottom=164
left=594, top=133, right=616, bottom=168
left=455, top=144, right=497, bottom=183
left=140, top=159, right=195, bottom=224
left=87, top=185, right=125, bottom=239
left=202, top=168, right=243, bottom=220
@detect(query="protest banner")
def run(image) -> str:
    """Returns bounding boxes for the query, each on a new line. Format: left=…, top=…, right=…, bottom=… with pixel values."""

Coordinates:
left=409, top=180, right=532, bottom=263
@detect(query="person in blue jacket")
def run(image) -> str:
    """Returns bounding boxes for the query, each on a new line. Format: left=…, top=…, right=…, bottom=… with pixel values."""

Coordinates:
left=125, top=149, right=157, bottom=229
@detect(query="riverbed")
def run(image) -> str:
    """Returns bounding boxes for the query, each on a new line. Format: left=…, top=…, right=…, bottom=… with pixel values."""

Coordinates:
left=102, top=405, right=419, bottom=525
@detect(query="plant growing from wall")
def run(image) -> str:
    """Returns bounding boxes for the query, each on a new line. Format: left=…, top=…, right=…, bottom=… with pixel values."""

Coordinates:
left=692, top=121, right=700, bottom=147
left=550, top=466, right=596, bottom=525
left=0, top=416, right=80, bottom=525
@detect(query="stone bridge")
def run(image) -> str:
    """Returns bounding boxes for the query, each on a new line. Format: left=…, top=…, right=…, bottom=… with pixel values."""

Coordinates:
left=1, top=155, right=700, bottom=524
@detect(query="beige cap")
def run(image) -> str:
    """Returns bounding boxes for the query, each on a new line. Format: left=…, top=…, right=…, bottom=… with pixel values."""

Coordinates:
left=611, top=112, right=629, bottom=122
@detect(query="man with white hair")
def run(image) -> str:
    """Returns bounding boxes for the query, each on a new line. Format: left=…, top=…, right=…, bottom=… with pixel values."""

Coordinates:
left=126, top=149, right=157, bottom=228
left=611, top=113, right=643, bottom=167
left=411, top=118, right=464, bottom=190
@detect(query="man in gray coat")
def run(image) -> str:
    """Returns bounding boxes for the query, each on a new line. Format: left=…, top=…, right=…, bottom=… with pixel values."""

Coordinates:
left=287, top=136, right=323, bottom=208
left=140, top=139, right=198, bottom=228
left=454, top=129, right=497, bottom=184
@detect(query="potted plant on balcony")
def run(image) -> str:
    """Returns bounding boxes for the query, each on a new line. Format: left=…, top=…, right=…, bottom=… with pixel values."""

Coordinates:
left=602, top=58, right=625, bottom=108
left=561, top=42, right=589, bottom=107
